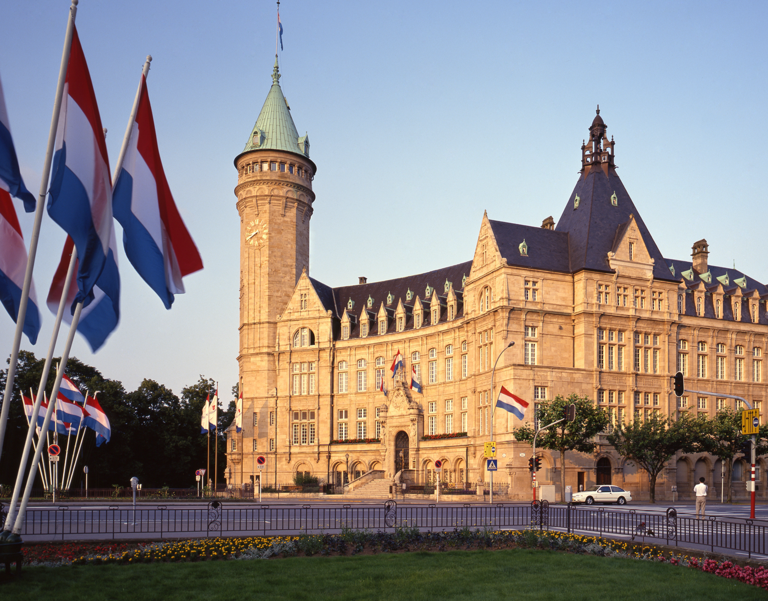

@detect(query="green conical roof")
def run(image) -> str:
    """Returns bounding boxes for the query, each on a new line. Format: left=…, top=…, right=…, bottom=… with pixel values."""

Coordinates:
left=242, top=58, right=309, bottom=158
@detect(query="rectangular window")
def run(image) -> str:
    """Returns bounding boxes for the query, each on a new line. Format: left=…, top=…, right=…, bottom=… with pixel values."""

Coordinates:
left=608, top=390, right=615, bottom=404
left=231, top=438, right=237, bottom=452
left=375, top=421, right=382, bottom=439
left=375, top=368, right=384, bottom=390
left=716, top=356, right=725, bottom=380
left=338, top=422, right=348, bottom=440
left=524, top=280, right=539, bottom=301
left=617, top=346, right=624, bottom=371
left=462, top=354, right=468, bottom=378
left=524, top=341, right=537, bottom=365
left=735, top=358, right=744, bottom=381
left=309, top=422, right=315, bottom=445
left=445, top=414, right=453, bottom=434
left=339, top=372, right=348, bottom=393
left=357, top=421, right=367, bottom=439
left=618, top=391, right=625, bottom=405
left=253, top=412, right=258, bottom=427
left=414, top=363, right=421, bottom=383
left=429, top=401, right=437, bottom=413
left=461, top=412, right=467, bottom=432
left=301, top=423, right=308, bottom=445
left=598, top=345, right=605, bottom=369
left=697, top=397, right=707, bottom=410
left=269, top=438, right=275, bottom=451
left=269, top=411, right=275, bottom=426
left=429, top=361, right=437, bottom=384
left=644, top=349, right=650, bottom=373
left=445, top=357, right=453, bottom=381
left=716, top=398, right=727, bottom=411
left=445, top=399, right=453, bottom=412
left=608, top=346, right=615, bottom=370
left=653, top=393, right=660, bottom=406
left=253, top=439, right=258, bottom=452
left=525, top=326, right=538, bottom=338
left=598, top=390, right=605, bottom=404
left=292, top=423, right=299, bottom=445
left=428, top=415, right=437, bottom=435
left=697, top=355, right=707, bottom=378
left=678, top=396, right=689, bottom=409
left=653, top=349, right=659, bottom=374
left=357, top=370, right=367, bottom=392
left=678, top=352, right=688, bottom=377
left=338, top=409, right=348, bottom=420
left=634, top=391, right=641, bottom=406
left=634, top=347, right=641, bottom=372
left=755, top=360, right=762, bottom=383
left=644, top=393, right=651, bottom=406
left=534, top=386, right=547, bottom=400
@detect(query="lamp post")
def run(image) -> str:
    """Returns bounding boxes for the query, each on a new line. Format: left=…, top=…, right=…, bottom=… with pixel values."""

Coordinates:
left=489, top=341, right=515, bottom=504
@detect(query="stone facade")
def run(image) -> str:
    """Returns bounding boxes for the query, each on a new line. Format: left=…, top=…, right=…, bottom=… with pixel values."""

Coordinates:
left=226, top=67, right=768, bottom=502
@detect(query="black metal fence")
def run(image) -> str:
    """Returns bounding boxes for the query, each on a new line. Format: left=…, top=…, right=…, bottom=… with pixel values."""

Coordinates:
left=14, top=502, right=768, bottom=558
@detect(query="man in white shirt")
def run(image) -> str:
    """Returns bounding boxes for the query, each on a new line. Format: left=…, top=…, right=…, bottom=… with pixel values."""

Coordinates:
left=694, top=477, right=708, bottom=518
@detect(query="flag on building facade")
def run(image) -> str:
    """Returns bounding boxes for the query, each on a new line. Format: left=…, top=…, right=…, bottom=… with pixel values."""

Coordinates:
left=410, top=365, right=422, bottom=393
left=235, top=390, right=242, bottom=434
left=200, top=395, right=210, bottom=434
left=0, top=73, right=35, bottom=212
left=47, top=26, right=114, bottom=309
left=112, top=74, right=202, bottom=309
left=390, top=350, right=403, bottom=378
left=379, top=376, right=387, bottom=395
left=0, top=187, right=40, bottom=343
left=47, top=233, right=120, bottom=351
left=496, top=386, right=528, bottom=420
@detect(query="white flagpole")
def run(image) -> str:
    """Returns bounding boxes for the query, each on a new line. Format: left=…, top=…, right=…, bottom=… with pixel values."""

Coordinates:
left=1, top=246, right=78, bottom=536
left=60, top=408, right=73, bottom=491
left=64, top=388, right=87, bottom=489
left=10, top=301, right=84, bottom=538
left=0, top=0, right=79, bottom=464
left=112, top=56, right=151, bottom=184
left=30, top=388, right=50, bottom=490
left=21, top=392, right=48, bottom=490
left=66, top=391, right=94, bottom=490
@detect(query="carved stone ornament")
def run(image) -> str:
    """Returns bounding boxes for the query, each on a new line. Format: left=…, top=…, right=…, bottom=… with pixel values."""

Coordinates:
left=387, top=384, right=418, bottom=417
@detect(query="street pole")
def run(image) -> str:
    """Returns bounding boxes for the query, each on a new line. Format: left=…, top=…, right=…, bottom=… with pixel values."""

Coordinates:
left=489, top=342, right=514, bottom=504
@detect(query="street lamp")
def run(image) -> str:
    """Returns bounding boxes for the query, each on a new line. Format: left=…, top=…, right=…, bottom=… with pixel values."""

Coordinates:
left=489, top=341, right=515, bottom=504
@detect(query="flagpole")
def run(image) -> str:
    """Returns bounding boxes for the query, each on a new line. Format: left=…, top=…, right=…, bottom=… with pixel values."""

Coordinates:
left=21, top=392, right=47, bottom=490
left=61, top=415, right=73, bottom=490
left=66, top=391, right=92, bottom=490
left=30, top=388, right=50, bottom=490
left=1, top=247, right=78, bottom=537
left=112, top=56, right=151, bottom=184
left=214, top=382, right=218, bottom=496
left=275, top=0, right=280, bottom=57
left=207, top=428, right=210, bottom=496
left=9, top=302, right=84, bottom=538
left=64, top=388, right=87, bottom=489
left=0, top=0, right=78, bottom=467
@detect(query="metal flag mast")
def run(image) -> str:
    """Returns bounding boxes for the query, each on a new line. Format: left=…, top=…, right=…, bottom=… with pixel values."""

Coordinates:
left=0, top=0, right=78, bottom=469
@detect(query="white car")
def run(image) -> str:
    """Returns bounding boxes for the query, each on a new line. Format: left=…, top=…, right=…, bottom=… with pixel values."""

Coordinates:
left=571, top=485, right=632, bottom=505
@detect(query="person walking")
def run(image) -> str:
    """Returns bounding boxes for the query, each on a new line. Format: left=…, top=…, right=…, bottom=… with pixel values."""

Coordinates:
left=694, top=477, right=708, bottom=518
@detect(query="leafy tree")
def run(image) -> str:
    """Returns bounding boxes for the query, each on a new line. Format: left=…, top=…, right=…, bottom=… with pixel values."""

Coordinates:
left=514, top=394, right=609, bottom=502
left=699, top=409, right=768, bottom=503
left=607, top=412, right=707, bottom=503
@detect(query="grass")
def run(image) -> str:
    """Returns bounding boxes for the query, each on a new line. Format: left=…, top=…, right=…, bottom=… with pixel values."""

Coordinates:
left=3, top=548, right=765, bottom=601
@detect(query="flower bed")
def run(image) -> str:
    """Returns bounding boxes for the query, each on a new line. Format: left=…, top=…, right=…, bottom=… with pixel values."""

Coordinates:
left=19, top=530, right=768, bottom=591
left=330, top=438, right=381, bottom=444
left=421, top=432, right=468, bottom=441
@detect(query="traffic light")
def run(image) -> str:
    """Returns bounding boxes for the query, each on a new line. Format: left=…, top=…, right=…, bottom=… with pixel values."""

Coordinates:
left=528, top=457, right=534, bottom=472
left=673, top=372, right=684, bottom=397
left=534, top=457, right=542, bottom=472
left=741, top=439, right=753, bottom=459
left=565, top=403, right=576, bottom=422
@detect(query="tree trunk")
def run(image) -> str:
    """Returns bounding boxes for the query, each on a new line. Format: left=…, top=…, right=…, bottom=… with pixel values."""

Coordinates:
left=560, top=450, right=566, bottom=503
left=648, top=470, right=657, bottom=503
left=726, top=459, right=733, bottom=503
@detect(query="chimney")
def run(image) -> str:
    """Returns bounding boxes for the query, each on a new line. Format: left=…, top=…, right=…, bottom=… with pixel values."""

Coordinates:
left=541, top=216, right=555, bottom=230
left=358, top=277, right=367, bottom=285
left=691, top=239, right=709, bottom=273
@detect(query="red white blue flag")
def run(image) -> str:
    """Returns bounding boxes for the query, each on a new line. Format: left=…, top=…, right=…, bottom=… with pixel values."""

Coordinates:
left=0, top=187, right=40, bottom=343
left=59, top=373, right=86, bottom=405
left=47, top=26, right=115, bottom=311
left=390, top=350, right=403, bottom=377
left=496, top=386, right=528, bottom=420
left=0, top=73, right=35, bottom=212
left=113, top=74, right=202, bottom=309
left=82, top=395, right=111, bottom=445
left=410, top=365, right=422, bottom=393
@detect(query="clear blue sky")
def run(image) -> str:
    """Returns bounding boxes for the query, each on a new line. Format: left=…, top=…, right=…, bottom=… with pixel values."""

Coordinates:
left=2, top=0, right=767, bottom=398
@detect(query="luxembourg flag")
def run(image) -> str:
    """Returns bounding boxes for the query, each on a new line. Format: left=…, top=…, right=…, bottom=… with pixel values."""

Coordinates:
left=200, top=395, right=210, bottom=434
left=410, top=365, right=422, bottom=393
left=0, top=187, right=41, bottom=343
left=59, top=373, right=86, bottom=404
left=496, top=386, right=528, bottom=420
left=47, top=233, right=120, bottom=351
left=55, top=394, right=84, bottom=429
left=0, top=73, right=36, bottom=212
left=235, top=391, right=242, bottom=434
left=113, top=74, right=202, bottom=309
left=390, top=350, right=404, bottom=378
left=47, top=26, right=113, bottom=310
left=82, top=395, right=111, bottom=445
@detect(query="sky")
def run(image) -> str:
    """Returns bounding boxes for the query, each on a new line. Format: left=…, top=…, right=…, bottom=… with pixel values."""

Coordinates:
left=2, top=0, right=767, bottom=399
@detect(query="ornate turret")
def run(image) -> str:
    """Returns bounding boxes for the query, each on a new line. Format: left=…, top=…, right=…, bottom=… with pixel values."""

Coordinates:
left=580, top=106, right=615, bottom=175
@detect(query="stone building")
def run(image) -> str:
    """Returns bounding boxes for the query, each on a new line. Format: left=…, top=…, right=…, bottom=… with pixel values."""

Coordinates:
left=226, top=59, right=768, bottom=501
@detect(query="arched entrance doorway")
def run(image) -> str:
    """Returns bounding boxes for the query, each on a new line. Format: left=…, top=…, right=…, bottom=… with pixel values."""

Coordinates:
left=596, top=458, right=612, bottom=485
left=395, top=431, right=409, bottom=473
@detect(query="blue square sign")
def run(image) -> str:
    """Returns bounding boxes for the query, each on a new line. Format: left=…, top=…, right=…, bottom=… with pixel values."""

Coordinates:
left=486, top=459, right=498, bottom=471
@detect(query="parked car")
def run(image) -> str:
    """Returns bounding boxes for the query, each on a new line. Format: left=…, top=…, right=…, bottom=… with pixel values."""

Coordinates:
left=571, top=485, right=632, bottom=505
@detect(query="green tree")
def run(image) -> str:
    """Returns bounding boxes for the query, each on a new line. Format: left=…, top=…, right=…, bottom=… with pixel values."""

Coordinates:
left=700, top=409, right=768, bottom=503
left=513, top=394, right=608, bottom=502
left=607, top=412, right=706, bottom=503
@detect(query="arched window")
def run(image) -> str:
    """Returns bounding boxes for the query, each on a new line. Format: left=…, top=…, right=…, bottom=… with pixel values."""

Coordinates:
left=293, top=327, right=316, bottom=347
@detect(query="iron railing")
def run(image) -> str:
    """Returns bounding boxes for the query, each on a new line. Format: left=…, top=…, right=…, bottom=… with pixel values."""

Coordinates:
left=13, top=502, right=768, bottom=558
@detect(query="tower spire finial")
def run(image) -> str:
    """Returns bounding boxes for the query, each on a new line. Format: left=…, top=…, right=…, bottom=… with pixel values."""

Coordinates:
left=596, top=104, right=600, bottom=115
left=272, top=55, right=281, bottom=85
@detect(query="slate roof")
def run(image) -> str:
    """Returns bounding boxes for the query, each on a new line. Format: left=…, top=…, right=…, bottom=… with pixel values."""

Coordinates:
left=555, top=168, right=677, bottom=282
left=489, top=220, right=570, bottom=273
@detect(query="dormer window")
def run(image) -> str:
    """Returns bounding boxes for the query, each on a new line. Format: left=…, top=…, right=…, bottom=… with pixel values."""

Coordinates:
left=342, top=324, right=349, bottom=340
left=293, top=327, right=316, bottom=348
left=397, top=316, right=404, bottom=332
left=379, top=319, right=386, bottom=335
left=444, top=280, right=451, bottom=293
left=432, top=308, right=439, bottom=325
left=361, top=322, right=368, bottom=338
left=697, top=297, right=702, bottom=316
left=519, top=239, right=528, bottom=257
left=406, top=288, right=413, bottom=301
left=425, top=285, right=433, bottom=297
left=448, top=304, right=455, bottom=321
left=574, top=194, right=580, bottom=209
left=386, top=292, right=393, bottom=305
left=367, top=296, right=373, bottom=308
left=347, top=298, right=355, bottom=310
left=415, top=313, right=421, bottom=329
left=611, top=191, right=617, bottom=206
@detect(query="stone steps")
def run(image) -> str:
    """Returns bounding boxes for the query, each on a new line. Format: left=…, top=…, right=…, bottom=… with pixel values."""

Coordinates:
left=345, top=479, right=393, bottom=498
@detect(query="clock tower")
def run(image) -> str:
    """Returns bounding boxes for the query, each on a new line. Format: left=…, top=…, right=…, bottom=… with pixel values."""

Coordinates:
left=234, top=57, right=316, bottom=451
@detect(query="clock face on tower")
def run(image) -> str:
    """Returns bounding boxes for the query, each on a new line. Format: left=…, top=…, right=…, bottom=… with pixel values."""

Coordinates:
left=245, top=218, right=268, bottom=247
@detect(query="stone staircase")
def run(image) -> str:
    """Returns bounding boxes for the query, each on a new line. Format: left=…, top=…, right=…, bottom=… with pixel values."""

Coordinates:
left=345, top=478, right=393, bottom=498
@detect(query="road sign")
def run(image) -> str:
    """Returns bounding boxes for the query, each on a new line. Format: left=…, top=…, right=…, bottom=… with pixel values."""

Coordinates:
left=195, top=469, right=206, bottom=477
left=83, top=466, right=89, bottom=474
left=48, top=444, right=60, bottom=456
left=256, top=455, right=266, bottom=466
left=434, top=459, right=442, bottom=471
left=486, top=459, right=498, bottom=471
left=50, top=456, right=60, bottom=463
left=742, top=409, right=760, bottom=435
left=484, top=442, right=496, bottom=458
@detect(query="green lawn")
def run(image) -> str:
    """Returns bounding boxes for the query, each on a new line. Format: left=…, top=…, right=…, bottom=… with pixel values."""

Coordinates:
left=2, top=549, right=763, bottom=601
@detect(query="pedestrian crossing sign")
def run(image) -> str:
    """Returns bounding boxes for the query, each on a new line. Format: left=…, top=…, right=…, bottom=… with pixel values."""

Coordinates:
left=486, top=459, right=498, bottom=471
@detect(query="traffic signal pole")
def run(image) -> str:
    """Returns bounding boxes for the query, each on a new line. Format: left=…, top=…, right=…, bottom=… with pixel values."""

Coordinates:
left=673, top=372, right=757, bottom=519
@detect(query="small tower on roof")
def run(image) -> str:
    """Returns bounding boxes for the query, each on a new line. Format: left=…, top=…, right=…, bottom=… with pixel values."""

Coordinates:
left=580, top=105, right=616, bottom=176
